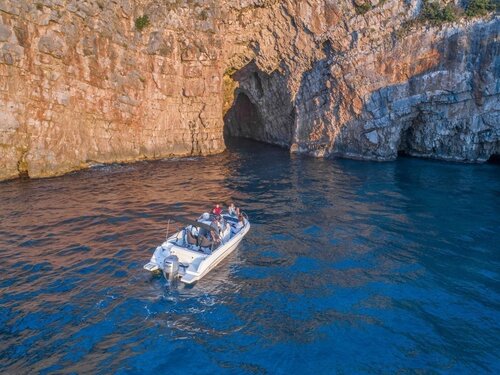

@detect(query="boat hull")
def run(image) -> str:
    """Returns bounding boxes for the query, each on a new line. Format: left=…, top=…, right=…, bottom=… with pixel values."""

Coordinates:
left=181, top=222, right=250, bottom=284
left=144, top=215, right=250, bottom=285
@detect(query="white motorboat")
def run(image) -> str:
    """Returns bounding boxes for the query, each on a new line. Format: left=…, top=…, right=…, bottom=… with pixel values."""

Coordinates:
left=143, top=212, right=250, bottom=284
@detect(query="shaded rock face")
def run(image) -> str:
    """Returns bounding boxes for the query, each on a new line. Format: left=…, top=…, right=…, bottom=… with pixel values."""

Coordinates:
left=226, top=6, right=499, bottom=163
left=0, top=0, right=498, bottom=180
left=224, top=62, right=294, bottom=146
left=327, top=21, right=500, bottom=162
left=224, top=93, right=265, bottom=141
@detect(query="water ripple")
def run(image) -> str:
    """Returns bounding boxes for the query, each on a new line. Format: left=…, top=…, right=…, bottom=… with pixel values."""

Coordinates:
left=0, top=139, right=499, bottom=373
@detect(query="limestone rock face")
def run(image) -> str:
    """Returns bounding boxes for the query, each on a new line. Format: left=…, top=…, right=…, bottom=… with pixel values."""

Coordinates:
left=224, top=2, right=499, bottom=163
left=0, top=0, right=498, bottom=180
left=0, top=0, right=226, bottom=180
left=291, top=20, right=500, bottom=162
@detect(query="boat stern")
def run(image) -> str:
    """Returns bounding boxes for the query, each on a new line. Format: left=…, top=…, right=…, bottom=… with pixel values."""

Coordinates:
left=143, top=262, right=159, bottom=272
left=144, top=242, right=171, bottom=273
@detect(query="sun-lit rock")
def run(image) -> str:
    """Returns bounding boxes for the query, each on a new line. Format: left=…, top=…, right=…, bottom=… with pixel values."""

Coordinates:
left=0, top=0, right=498, bottom=180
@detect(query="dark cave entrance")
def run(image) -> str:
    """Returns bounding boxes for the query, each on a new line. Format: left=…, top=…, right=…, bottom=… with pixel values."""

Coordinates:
left=397, top=124, right=414, bottom=158
left=223, top=92, right=266, bottom=143
left=487, top=153, right=500, bottom=164
left=223, top=60, right=295, bottom=149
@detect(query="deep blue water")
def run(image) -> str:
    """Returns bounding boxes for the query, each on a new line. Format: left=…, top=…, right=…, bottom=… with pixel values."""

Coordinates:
left=1, top=139, right=499, bottom=374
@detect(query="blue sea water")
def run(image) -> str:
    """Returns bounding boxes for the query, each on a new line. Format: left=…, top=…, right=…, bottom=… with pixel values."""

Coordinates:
left=0, top=139, right=499, bottom=374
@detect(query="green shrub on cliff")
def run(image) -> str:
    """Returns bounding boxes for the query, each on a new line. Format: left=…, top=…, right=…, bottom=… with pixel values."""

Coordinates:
left=465, top=0, right=497, bottom=17
left=420, top=0, right=460, bottom=24
left=135, top=15, right=150, bottom=31
left=355, top=2, right=373, bottom=15
left=393, top=0, right=496, bottom=40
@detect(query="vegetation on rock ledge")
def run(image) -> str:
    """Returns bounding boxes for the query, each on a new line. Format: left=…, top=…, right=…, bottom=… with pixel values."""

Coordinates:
left=420, top=0, right=460, bottom=24
left=135, top=15, right=150, bottom=31
left=355, top=1, right=372, bottom=15
left=465, top=0, right=498, bottom=17
left=419, top=0, right=497, bottom=24
left=396, top=0, right=497, bottom=39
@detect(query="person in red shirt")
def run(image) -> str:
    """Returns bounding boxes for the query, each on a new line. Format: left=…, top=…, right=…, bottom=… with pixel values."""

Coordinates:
left=212, top=203, right=222, bottom=216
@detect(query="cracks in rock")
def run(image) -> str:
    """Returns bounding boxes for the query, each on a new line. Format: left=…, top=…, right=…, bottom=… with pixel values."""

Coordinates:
left=104, top=120, right=115, bottom=156
left=278, top=4, right=307, bottom=62
left=188, top=119, right=200, bottom=155
left=17, top=148, right=29, bottom=179
left=198, top=103, right=207, bottom=129
left=252, top=72, right=264, bottom=98
left=189, top=104, right=206, bottom=155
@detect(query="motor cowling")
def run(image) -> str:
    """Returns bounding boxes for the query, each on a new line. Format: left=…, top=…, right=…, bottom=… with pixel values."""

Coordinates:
left=162, top=255, right=179, bottom=281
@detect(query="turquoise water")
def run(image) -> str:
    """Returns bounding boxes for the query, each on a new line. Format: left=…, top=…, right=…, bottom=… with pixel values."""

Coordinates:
left=1, top=139, right=499, bottom=374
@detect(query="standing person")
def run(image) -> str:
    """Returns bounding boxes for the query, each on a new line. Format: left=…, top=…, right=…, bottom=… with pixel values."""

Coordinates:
left=212, top=203, right=222, bottom=216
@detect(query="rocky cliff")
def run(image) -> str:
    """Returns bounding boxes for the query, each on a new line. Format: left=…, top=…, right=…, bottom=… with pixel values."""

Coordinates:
left=0, top=0, right=498, bottom=180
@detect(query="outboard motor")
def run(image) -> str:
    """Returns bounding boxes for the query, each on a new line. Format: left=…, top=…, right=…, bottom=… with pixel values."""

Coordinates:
left=162, top=255, right=179, bottom=281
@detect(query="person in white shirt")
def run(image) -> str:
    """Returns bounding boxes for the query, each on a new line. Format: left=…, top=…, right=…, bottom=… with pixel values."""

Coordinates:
left=228, top=202, right=238, bottom=217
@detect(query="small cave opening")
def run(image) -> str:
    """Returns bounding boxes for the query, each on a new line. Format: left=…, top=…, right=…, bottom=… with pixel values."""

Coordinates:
left=397, top=124, right=414, bottom=158
left=224, top=92, right=266, bottom=143
left=487, top=153, right=500, bottom=164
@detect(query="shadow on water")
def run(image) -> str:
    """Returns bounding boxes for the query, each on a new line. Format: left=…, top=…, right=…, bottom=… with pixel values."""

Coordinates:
left=0, top=139, right=499, bottom=373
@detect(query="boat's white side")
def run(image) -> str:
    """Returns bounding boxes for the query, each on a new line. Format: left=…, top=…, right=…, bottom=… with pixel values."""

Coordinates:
left=181, top=221, right=250, bottom=284
left=144, top=216, right=250, bottom=284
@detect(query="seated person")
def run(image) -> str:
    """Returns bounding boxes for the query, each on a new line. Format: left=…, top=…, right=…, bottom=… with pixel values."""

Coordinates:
left=198, top=234, right=213, bottom=248
left=212, top=203, right=222, bottom=216
left=186, top=225, right=198, bottom=247
left=210, top=216, right=222, bottom=234
left=228, top=202, right=237, bottom=216
left=186, top=230, right=198, bottom=247
left=210, top=216, right=224, bottom=244
left=197, top=227, right=220, bottom=249
left=232, top=214, right=245, bottom=234
left=211, top=229, right=221, bottom=243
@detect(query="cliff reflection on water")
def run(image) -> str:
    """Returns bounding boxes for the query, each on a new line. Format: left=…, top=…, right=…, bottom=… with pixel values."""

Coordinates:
left=1, top=139, right=499, bottom=374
